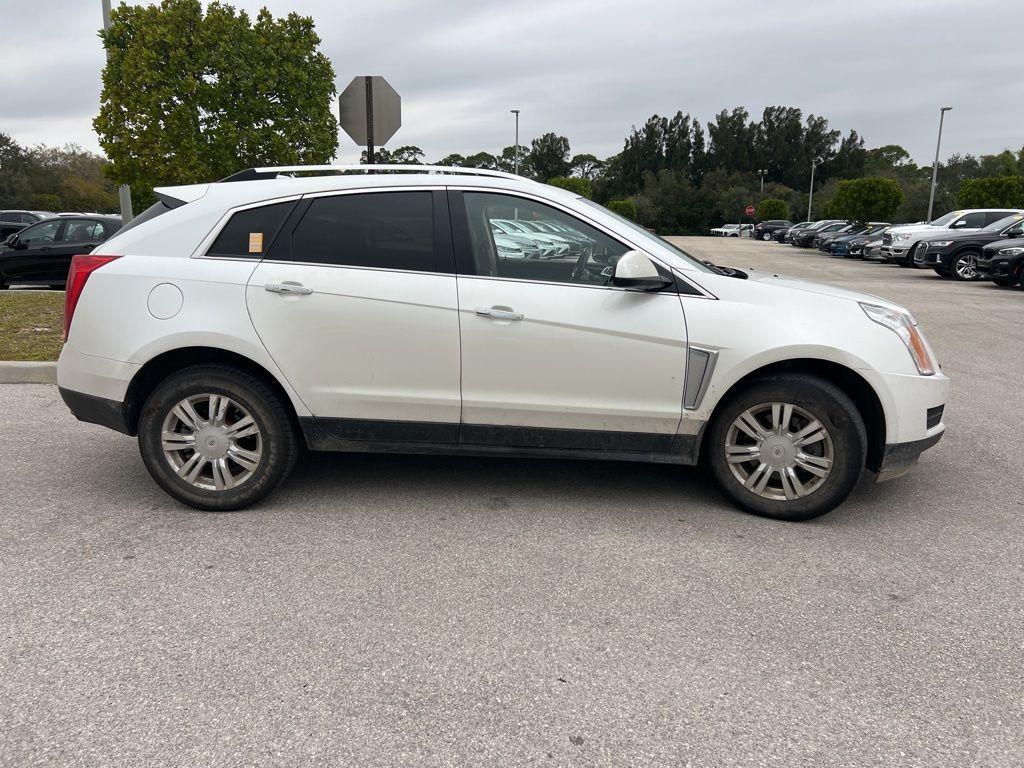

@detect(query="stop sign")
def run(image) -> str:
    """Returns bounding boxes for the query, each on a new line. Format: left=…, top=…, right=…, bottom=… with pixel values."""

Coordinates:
left=745, top=205, right=756, bottom=216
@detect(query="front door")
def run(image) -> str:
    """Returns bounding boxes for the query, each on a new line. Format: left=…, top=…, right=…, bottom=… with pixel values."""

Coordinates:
left=246, top=189, right=462, bottom=443
left=2, top=219, right=63, bottom=285
left=450, top=190, right=687, bottom=451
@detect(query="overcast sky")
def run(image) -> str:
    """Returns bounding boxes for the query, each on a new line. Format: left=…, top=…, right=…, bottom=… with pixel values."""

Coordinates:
left=2, top=0, right=1022, bottom=167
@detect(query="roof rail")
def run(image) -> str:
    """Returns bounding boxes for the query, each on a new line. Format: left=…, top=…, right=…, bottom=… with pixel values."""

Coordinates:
left=218, top=164, right=536, bottom=184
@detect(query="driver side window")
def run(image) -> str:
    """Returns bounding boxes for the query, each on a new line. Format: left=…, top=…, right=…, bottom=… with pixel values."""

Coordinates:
left=19, top=219, right=61, bottom=245
left=461, top=192, right=630, bottom=286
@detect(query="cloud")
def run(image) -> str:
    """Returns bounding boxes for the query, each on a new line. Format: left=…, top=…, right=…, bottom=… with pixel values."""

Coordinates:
left=2, top=0, right=1022, bottom=165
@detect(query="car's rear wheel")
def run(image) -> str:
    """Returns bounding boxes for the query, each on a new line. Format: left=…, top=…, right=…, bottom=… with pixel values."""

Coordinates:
left=706, top=375, right=867, bottom=521
left=138, top=365, right=298, bottom=511
left=950, top=250, right=981, bottom=281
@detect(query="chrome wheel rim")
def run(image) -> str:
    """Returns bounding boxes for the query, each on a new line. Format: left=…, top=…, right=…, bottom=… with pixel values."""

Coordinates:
left=725, top=402, right=834, bottom=501
left=161, top=394, right=263, bottom=491
left=955, top=253, right=978, bottom=279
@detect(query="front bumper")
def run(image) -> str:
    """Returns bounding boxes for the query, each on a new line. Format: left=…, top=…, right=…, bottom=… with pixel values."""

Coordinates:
left=977, top=257, right=1022, bottom=282
left=875, top=432, right=944, bottom=482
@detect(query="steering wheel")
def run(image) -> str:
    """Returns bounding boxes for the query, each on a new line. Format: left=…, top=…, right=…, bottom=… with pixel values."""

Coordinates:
left=569, top=247, right=594, bottom=283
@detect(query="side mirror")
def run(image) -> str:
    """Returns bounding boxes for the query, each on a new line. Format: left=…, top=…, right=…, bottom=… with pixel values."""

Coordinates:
left=612, top=250, right=672, bottom=291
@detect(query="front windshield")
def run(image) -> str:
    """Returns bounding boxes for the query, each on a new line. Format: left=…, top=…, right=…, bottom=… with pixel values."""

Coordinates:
left=930, top=211, right=961, bottom=226
left=579, top=198, right=715, bottom=273
left=987, top=213, right=1024, bottom=232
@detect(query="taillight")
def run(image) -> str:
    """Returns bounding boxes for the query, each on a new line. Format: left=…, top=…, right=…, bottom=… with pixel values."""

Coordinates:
left=63, top=255, right=121, bottom=341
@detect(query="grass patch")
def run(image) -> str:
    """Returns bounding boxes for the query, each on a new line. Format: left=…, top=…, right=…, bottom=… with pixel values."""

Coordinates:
left=0, top=291, right=65, bottom=361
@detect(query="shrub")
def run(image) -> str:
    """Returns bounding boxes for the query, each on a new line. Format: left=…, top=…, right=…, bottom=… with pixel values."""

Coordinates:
left=546, top=176, right=593, bottom=199
left=606, top=199, right=638, bottom=221
left=756, top=198, right=789, bottom=221
left=823, top=177, right=904, bottom=223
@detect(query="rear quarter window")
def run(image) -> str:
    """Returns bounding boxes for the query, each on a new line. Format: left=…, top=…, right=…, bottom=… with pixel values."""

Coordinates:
left=205, top=201, right=297, bottom=259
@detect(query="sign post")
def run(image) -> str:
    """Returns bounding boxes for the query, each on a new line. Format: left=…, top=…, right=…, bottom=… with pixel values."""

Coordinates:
left=338, top=76, right=401, bottom=164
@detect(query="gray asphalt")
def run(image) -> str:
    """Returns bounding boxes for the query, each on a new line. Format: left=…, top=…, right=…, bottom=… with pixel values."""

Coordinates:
left=1, top=237, right=1022, bottom=767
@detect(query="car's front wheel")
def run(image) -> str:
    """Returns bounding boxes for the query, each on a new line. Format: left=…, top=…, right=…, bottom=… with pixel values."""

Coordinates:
left=950, top=250, right=981, bottom=281
left=760, top=231, right=772, bottom=241
left=138, top=365, right=298, bottom=511
left=706, top=375, right=867, bottom=521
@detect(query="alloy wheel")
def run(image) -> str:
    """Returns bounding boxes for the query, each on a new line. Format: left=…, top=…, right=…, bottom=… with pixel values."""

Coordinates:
left=161, top=393, right=263, bottom=491
left=954, top=253, right=979, bottom=280
left=724, top=402, right=834, bottom=501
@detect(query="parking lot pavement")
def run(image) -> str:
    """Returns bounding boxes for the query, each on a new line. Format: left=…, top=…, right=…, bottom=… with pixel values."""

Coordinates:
left=2, top=238, right=1023, bottom=767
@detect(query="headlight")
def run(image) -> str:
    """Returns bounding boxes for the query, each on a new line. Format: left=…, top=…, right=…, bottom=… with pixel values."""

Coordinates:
left=895, top=233, right=912, bottom=241
left=860, top=303, right=936, bottom=376
left=849, top=239, right=866, bottom=247
left=929, top=240, right=953, bottom=247
left=999, top=247, right=1024, bottom=256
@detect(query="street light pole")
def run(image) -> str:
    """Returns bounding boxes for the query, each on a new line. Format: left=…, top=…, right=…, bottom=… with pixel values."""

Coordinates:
left=927, top=106, right=953, bottom=223
left=806, top=160, right=817, bottom=221
left=101, top=0, right=133, bottom=223
left=758, top=169, right=767, bottom=195
left=510, top=109, right=520, bottom=175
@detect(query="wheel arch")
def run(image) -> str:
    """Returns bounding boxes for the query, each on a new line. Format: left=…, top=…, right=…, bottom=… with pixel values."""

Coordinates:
left=700, top=357, right=887, bottom=472
left=122, top=346, right=305, bottom=443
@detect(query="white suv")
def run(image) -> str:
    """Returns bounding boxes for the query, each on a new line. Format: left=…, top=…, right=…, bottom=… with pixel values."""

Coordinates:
left=881, top=209, right=1023, bottom=266
left=56, top=165, right=949, bottom=521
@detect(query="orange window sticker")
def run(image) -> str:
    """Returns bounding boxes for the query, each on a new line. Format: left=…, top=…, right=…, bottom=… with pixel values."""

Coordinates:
left=248, top=232, right=264, bottom=253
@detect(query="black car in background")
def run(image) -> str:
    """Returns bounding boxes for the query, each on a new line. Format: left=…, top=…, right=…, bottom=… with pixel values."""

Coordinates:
left=0, top=210, right=55, bottom=239
left=828, top=223, right=891, bottom=258
left=914, top=213, right=1024, bottom=280
left=0, top=214, right=122, bottom=289
left=774, top=221, right=814, bottom=242
left=977, top=236, right=1024, bottom=287
left=752, top=219, right=794, bottom=241
left=792, top=220, right=848, bottom=248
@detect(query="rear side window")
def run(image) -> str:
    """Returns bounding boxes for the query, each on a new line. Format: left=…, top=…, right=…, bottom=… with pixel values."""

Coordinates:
left=206, top=201, right=296, bottom=258
left=286, top=192, right=435, bottom=272
left=952, top=212, right=987, bottom=229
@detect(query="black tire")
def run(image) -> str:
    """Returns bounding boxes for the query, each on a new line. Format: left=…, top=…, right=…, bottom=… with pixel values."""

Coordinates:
left=705, top=374, right=867, bottom=522
left=992, top=277, right=1015, bottom=287
left=934, top=268, right=950, bottom=278
left=950, top=250, right=981, bottom=281
left=138, top=365, right=298, bottom=511
left=760, top=231, right=772, bottom=241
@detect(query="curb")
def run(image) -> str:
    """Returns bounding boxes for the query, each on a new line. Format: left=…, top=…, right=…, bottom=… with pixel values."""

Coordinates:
left=0, top=361, right=57, bottom=384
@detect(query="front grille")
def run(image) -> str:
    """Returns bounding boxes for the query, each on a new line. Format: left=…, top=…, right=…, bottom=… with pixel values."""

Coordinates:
left=913, top=242, right=929, bottom=262
left=926, top=405, right=944, bottom=429
left=882, top=233, right=893, bottom=245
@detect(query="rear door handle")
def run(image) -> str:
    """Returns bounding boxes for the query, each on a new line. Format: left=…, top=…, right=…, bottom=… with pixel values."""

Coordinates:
left=475, top=306, right=523, bottom=321
left=265, top=281, right=313, bottom=295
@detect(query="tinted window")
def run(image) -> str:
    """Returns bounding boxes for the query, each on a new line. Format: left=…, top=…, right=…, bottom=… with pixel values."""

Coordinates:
left=952, top=212, right=987, bottom=229
left=987, top=211, right=1018, bottom=226
left=18, top=220, right=61, bottom=245
left=462, top=192, right=630, bottom=286
left=206, top=201, right=295, bottom=258
left=61, top=219, right=105, bottom=242
left=289, top=192, right=435, bottom=271
left=116, top=201, right=172, bottom=237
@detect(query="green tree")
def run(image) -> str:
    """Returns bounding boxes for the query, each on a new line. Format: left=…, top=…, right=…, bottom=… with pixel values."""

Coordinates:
left=606, top=199, right=637, bottom=221
left=569, top=153, right=604, bottom=180
left=756, top=198, right=789, bottom=221
left=95, top=0, right=337, bottom=208
left=957, top=176, right=1024, bottom=208
left=0, top=133, right=36, bottom=208
left=528, top=133, right=571, bottom=180
left=823, top=177, right=904, bottom=223
left=361, top=146, right=424, bottom=164
left=546, top=176, right=593, bottom=199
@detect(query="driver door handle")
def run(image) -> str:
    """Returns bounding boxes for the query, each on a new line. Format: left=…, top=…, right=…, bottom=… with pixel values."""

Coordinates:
left=475, top=306, right=524, bottom=321
left=265, top=281, right=313, bottom=295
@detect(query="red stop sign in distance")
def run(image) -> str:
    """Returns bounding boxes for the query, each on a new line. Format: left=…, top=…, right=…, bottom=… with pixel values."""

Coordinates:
left=745, top=205, right=756, bottom=216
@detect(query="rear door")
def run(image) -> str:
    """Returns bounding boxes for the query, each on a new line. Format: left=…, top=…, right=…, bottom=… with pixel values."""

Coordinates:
left=246, top=189, right=462, bottom=443
left=45, top=218, right=106, bottom=284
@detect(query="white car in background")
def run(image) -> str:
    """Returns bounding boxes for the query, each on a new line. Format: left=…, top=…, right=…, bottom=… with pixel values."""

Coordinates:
left=56, top=165, right=948, bottom=521
left=710, top=223, right=753, bottom=237
left=881, top=208, right=1023, bottom=266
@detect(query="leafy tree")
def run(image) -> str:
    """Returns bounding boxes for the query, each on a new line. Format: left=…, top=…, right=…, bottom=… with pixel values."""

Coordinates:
left=569, top=153, right=604, bottom=180
left=707, top=107, right=755, bottom=174
left=957, top=176, right=1024, bottom=208
left=528, top=133, right=571, bottom=180
left=756, top=198, right=789, bottom=221
left=606, top=199, right=637, bottom=220
left=753, top=106, right=803, bottom=185
left=95, top=0, right=337, bottom=208
left=830, top=130, right=867, bottom=180
left=361, top=145, right=424, bottom=164
left=546, top=176, right=593, bottom=199
left=495, top=146, right=533, bottom=176
left=463, top=152, right=499, bottom=170
left=823, top=177, right=904, bottom=223
left=0, top=133, right=35, bottom=208
left=436, top=154, right=466, bottom=167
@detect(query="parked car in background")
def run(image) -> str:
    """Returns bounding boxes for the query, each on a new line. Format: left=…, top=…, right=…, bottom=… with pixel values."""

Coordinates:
left=977, top=236, right=1024, bottom=288
left=753, top=219, right=794, bottom=241
left=55, top=164, right=947, bottom=521
left=915, top=213, right=1024, bottom=280
left=824, top=223, right=890, bottom=255
left=791, top=220, right=848, bottom=248
left=830, top=224, right=891, bottom=258
left=0, top=210, right=55, bottom=239
left=774, top=221, right=814, bottom=243
left=0, top=214, right=122, bottom=289
left=710, top=223, right=754, bottom=237
left=861, top=238, right=885, bottom=261
left=880, top=209, right=1021, bottom=266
